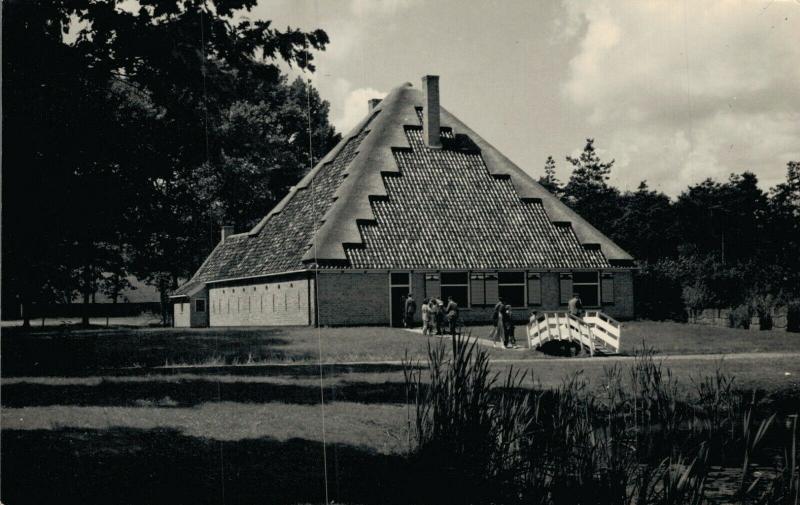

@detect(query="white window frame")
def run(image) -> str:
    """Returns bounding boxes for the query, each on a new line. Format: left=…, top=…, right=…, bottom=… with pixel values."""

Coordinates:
left=194, top=299, right=206, bottom=313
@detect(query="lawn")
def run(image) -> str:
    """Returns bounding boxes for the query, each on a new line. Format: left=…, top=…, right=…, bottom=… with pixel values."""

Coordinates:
left=3, top=320, right=798, bottom=375
left=2, top=321, right=799, bottom=504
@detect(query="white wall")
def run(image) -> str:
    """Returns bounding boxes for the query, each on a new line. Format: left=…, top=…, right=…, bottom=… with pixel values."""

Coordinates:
left=208, top=276, right=314, bottom=327
left=174, top=302, right=191, bottom=327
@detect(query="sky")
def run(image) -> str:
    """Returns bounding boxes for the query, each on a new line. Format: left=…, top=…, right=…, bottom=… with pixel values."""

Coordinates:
left=244, top=0, right=799, bottom=196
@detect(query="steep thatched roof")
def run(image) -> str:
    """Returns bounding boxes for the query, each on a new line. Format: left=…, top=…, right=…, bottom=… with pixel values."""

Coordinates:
left=174, top=81, right=632, bottom=296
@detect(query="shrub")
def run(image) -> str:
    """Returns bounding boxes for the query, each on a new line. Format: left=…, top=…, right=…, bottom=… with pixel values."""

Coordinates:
left=728, top=304, right=753, bottom=329
left=787, top=300, right=800, bottom=333
left=748, top=292, right=779, bottom=331
left=683, top=282, right=713, bottom=322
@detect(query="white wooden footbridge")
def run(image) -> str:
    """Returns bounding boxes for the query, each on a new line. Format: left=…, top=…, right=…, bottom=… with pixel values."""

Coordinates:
left=527, top=311, right=622, bottom=355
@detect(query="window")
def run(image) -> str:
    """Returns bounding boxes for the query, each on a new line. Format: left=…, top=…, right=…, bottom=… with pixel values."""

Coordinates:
left=601, top=273, right=615, bottom=304
left=527, top=273, right=542, bottom=305
left=180, top=303, right=184, bottom=313
left=498, top=272, right=525, bottom=307
left=391, top=273, right=410, bottom=286
left=195, top=299, right=206, bottom=313
left=440, top=272, right=468, bottom=306
left=573, top=272, right=600, bottom=307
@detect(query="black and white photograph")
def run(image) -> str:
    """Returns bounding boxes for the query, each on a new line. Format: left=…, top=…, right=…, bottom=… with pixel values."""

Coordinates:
left=1, top=0, right=799, bottom=503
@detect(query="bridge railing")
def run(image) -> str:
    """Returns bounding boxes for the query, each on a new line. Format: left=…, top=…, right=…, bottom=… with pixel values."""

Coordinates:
left=527, top=310, right=621, bottom=354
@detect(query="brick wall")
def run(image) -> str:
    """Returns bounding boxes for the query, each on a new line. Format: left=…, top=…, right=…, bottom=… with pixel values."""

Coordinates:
left=317, top=272, right=389, bottom=326
left=174, top=269, right=634, bottom=327
left=606, top=270, right=634, bottom=320
left=540, top=273, right=562, bottom=311
left=413, top=270, right=634, bottom=324
left=208, top=275, right=313, bottom=327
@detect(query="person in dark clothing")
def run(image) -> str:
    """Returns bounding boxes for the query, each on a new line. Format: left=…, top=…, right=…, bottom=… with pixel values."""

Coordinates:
left=445, top=296, right=459, bottom=337
left=404, top=293, right=417, bottom=328
left=435, top=298, right=445, bottom=335
left=503, top=304, right=517, bottom=348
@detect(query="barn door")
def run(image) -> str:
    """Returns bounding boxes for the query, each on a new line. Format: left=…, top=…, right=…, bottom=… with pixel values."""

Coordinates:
left=390, top=272, right=411, bottom=327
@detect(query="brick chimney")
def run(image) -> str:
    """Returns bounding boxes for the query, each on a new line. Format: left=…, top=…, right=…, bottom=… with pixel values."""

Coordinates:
left=422, top=75, right=441, bottom=149
left=221, top=225, right=234, bottom=243
left=368, top=98, right=382, bottom=111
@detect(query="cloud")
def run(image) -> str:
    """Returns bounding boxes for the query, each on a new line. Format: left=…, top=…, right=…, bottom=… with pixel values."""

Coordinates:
left=349, top=0, right=421, bottom=17
left=334, top=86, right=386, bottom=133
left=560, top=0, right=800, bottom=195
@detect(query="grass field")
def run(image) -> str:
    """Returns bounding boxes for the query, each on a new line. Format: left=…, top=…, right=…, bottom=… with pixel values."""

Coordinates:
left=2, top=321, right=799, bottom=504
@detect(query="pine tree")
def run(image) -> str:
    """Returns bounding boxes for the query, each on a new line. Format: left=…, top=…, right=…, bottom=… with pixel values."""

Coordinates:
left=562, top=139, right=620, bottom=235
left=538, top=155, right=562, bottom=196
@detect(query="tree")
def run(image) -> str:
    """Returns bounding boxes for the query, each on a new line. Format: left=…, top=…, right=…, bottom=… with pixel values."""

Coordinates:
left=772, top=161, right=800, bottom=215
left=2, top=0, right=334, bottom=325
left=612, top=181, right=678, bottom=262
left=673, top=172, right=769, bottom=264
left=538, top=155, right=562, bottom=196
left=768, top=161, right=800, bottom=296
left=562, top=138, right=621, bottom=235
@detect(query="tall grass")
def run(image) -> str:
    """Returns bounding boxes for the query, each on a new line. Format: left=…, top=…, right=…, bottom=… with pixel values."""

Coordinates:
left=404, top=335, right=799, bottom=505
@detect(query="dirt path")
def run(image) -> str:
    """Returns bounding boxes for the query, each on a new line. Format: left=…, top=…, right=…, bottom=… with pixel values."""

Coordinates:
left=135, top=350, right=800, bottom=370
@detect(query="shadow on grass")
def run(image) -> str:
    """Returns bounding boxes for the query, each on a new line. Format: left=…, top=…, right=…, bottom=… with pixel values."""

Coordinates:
left=146, top=362, right=416, bottom=378
left=0, top=328, right=310, bottom=377
left=1, top=378, right=412, bottom=407
left=1, top=427, right=409, bottom=505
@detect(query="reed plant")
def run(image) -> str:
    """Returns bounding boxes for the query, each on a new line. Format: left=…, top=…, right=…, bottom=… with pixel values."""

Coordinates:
left=404, top=335, right=799, bottom=505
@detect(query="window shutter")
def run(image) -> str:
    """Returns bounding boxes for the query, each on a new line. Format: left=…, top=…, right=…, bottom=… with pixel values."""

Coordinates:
left=601, top=273, right=615, bottom=304
left=470, top=274, right=485, bottom=306
left=527, top=273, right=542, bottom=305
left=559, top=274, right=572, bottom=305
left=425, top=274, right=440, bottom=299
left=485, top=273, right=499, bottom=304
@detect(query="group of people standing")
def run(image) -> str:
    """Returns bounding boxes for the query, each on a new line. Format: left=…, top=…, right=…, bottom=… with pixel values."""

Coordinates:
left=401, top=292, right=588, bottom=351
left=488, top=298, right=519, bottom=349
left=402, top=293, right=460, bottom=337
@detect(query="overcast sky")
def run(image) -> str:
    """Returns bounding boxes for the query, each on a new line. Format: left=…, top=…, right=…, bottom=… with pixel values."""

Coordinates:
left=246, top=0, right=799, bottom=196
